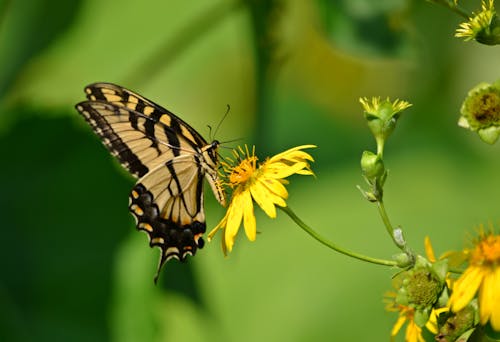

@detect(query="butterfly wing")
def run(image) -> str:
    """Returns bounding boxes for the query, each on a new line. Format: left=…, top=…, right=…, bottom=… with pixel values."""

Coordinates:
left=77, top=82, right=205, bottom=176
left=78, top=82, right=225, bottom=204
left=129, top=155, right=207, bottom=282
left=83, top=82, right=209, bottom=150
left=76, top=83, right=225, bottom=281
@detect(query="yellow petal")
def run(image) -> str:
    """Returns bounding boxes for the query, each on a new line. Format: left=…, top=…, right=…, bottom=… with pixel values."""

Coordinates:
left=275, top=151, right=314, bottom=163
left=426, top=307, right=449, bottom=334
left=295, top=169, right=314, bottom=176
left=241, top=189, right=256, bottom=241
left=484, top=267, right=500, bottom=330
left=257, top=179, right=287, bottom=209
left=479, top=268, right=495, bottom=325
left=450, top=266, right=484, bottom=312
left=268, top=145, right=316, bottom=163
left=390, top=315, right=406, bottom=339
left=250, top=181, right=277, bottom=218
left=424, top=236, right=436, bottom=263
left=266, top=161, right=310, bottom=179
left=225, top=193, right=244, bottom=252
left=405, top=321, right=423, bottom=342
left=208, top=214, right=227, bottom=241
left=260, top=176, right=288, bottom=200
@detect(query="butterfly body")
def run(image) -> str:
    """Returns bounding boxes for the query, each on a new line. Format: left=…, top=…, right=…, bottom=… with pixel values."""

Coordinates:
left=76, top=83, right=225, bottom=281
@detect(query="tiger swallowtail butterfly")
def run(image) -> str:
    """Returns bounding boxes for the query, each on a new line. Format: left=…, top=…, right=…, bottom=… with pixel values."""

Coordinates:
left=75, top=83, right=226, bottom=283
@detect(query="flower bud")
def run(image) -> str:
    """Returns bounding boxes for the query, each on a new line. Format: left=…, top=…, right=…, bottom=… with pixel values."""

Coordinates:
left=393, top=252, right=413, bottom=268
left=359, top=97, right=412, bottom=145
left=458, top=79, right=500, bottom=144
left=360, top=150, right=385, bottom=180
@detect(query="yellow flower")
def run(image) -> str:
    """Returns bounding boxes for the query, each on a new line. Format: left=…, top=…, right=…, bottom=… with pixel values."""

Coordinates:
left=359, top=97, right=412, bottom=116
left=455, top=0, right=500, bottom=45
left=359, top=97, right=412, bottom=150
left=386, top=293, right=426, bottom=342
left=448, top=226, right=500, bottom=331
left=208, top=145, right=315, bottom=253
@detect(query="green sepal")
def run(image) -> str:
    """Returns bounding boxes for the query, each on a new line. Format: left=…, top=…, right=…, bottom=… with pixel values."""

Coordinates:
left=431, top=259, right=449, bottom=283
left=478, top=126, right=500, bottom=144
left=414, top=307, right=431, bottom=327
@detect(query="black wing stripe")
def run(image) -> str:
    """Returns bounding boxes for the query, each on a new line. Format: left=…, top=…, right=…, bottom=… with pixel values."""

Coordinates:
left=77, top=101, right=198, bottom=177
left=129, top=110, right=139, bottom=130
left=91, top=101, right=195, bottom=153
left=76, top=102, right=149, bottom=177
left=165, top=118, right=181, bottom=156
left=86, top=83, right=208, bottom=149
left=143, top=109, right=159, bottom=151
left=194, top=157, right=204, bottom=216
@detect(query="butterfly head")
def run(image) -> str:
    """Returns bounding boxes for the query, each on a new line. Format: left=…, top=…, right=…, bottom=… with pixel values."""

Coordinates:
left=203, top=140, right=220, bottom=165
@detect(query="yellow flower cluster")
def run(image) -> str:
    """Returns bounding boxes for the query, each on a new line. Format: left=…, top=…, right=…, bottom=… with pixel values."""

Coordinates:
left=388, top=230, right=500, bottom=341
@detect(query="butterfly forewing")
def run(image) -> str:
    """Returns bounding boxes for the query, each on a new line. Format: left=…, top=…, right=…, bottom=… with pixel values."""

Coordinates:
left=84, top=82, right=207, bottom=149
left=76, top=82, right=225, bottom=282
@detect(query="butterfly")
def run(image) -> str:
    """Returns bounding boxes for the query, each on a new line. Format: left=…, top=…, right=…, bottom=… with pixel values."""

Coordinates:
left=75, top=82, right=226, bottom=282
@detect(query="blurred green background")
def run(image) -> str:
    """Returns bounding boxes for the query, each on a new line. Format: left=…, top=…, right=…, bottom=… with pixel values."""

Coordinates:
left=1, top=0, right=499, bottom=341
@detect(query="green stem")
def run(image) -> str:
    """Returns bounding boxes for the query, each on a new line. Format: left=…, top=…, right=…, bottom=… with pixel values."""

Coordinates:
left=376, top=200, right=403, bottom=250
left=376, top=138, right=384, bottom=158
left=280, top=206, right=397, bottom=267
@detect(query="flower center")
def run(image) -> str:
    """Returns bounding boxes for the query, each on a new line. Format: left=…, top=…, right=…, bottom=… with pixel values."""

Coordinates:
left=228, top=155, right=258, bottom=187
left=471, top=233, right=500, bottom=265
left=472, top=92, right=500, bottom=125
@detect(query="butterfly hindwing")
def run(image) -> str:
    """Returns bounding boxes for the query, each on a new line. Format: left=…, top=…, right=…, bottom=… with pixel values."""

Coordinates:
left=129, top=156, right=206, bottom=282
left=76, top=82, right=225, bottom=282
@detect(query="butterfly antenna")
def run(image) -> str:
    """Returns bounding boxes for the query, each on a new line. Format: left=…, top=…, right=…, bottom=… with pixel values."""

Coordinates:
left=219, top=136, right=246, bottom=149
left=207, top=124, right=214, bottom=141
left=212, top=104, right=230, bottom=140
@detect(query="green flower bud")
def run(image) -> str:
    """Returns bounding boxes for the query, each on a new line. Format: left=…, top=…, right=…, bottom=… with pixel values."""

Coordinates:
left=458, top=79, right=500, bottom=144
left=360, top=151, right=385, bottom=180
left=359, top=97, right=412, bottom=148
left=393, top=252, right=413, bottom=268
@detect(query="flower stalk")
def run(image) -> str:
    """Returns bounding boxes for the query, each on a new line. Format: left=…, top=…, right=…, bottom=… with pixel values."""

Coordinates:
left=280, top=206, right=398, bottom=267
left=359, top=97, right=414, bottom=261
